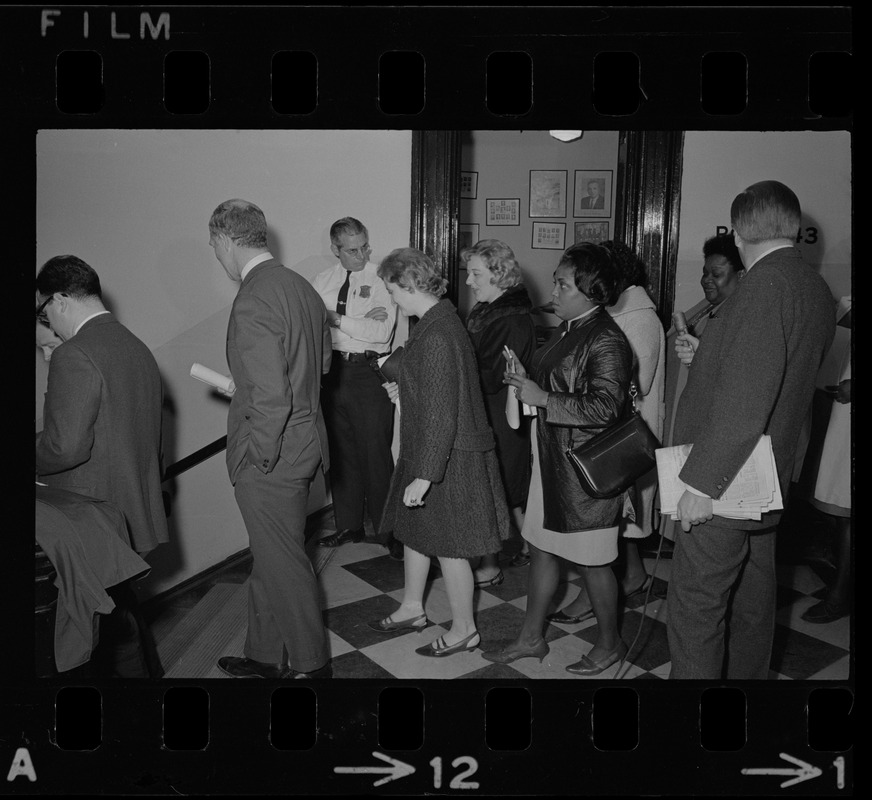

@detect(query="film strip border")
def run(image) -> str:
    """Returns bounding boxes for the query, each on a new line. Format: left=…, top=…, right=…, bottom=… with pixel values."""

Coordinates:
left=2, top=6, right=852, bottom=128
left=7, top=5, right=853, bottom=796
left=4, top=682, right=853, bottom=793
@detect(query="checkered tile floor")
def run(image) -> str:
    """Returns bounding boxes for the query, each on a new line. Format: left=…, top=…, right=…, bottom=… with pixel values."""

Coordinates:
left=312, top=534, right=850, bottom=681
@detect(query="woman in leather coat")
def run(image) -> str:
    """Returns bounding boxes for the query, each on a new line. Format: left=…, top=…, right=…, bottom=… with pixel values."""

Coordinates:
left=482, top=242, right=634, bottom=675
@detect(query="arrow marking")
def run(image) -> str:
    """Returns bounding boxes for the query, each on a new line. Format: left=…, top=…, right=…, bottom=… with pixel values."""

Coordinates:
left=741, top=752, right=822, bottom=788
left=335, top=751, right=416, bottom=787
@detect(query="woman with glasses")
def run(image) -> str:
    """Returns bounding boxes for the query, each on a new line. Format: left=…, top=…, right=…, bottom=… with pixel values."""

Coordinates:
left=482, top=242, right=633, bottom=675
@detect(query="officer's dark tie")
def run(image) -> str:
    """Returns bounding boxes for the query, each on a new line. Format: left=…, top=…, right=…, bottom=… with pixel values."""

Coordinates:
left=336, top=270, right=351, bottom=314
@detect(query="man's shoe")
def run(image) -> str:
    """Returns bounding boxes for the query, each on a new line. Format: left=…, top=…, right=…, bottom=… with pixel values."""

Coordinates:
left=317, top=527, right=365, bottom=548
left=289, top=662, right=333, bottom=679
left=801, top=598, right=850, bottom=624
left=217, top=656, right=288, bottom=679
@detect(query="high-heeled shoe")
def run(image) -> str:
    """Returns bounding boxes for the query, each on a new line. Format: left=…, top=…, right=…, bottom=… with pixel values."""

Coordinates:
left=367, top=613, right=430, bottom=633
left=481, top=639, right=549, bottom=664
left=546, top=608, right=596, bottom=625
left=415, top=630, right=481, bottom=657
left=565, top=641, right=628, bottom=676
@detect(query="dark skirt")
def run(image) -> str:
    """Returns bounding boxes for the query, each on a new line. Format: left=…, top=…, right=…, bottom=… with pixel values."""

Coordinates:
left=484, top=388, right=531, bottom=509
left=383, top=449, right=510, bottom=559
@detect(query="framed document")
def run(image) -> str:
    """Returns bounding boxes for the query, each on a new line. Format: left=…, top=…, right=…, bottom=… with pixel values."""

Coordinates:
left=529, top=169, right=567, bottom=218
left=460, top=171, right=478, bottom=199
left=458, top=223, right=480, bottom=252
left=532, top=221, right=566, bottom=250
left=574, top=221, right=610, bottom=244
left=573, top=170, right=613, bottom=217
left=486, top=198, right=521, bottom=226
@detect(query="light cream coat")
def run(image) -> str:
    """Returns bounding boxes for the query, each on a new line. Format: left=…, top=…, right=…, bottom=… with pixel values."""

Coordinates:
left=608, top=285, right=666, bottom=537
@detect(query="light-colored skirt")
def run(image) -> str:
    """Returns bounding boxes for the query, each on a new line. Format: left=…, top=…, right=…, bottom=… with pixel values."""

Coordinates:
left=521, top=423, right=619, bottom=566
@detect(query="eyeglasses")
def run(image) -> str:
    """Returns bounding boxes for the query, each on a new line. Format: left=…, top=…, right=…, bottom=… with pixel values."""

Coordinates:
left=36, top=295, right=53, bottom=326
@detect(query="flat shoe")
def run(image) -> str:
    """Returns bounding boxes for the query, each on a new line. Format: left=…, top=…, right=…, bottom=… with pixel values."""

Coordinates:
left=415, top=631, right=480, bottom=657
left=546, top=608, right=596, bottom=625
left=509, top=551, right=531, bottom=567
left=474, top=570, right=504, bottom=589
left=801, top=598, right=850, bottom=624
left=367, top=613, right=430, bottom=632
left=481, top=640, right=549, bottom=664
left=317, top=527, right=365, bottom=548
left=623, top=574, right=652, bottom=601
left=565, top=641, right=628, bottom=676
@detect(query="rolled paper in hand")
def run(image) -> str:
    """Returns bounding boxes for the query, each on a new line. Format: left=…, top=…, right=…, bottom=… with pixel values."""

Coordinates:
left=190, top=363, right=235, bottom=394
left=522, top=401, right=537, bottom=417
left=505, top=385, right=521, bottom=429
left=672, top=310, right=688, bottom=335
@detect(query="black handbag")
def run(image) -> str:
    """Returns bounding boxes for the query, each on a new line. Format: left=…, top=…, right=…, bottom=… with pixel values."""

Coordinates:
left=565, top=384, right=660, bottom=499
left=368, top=346, right=404, bottom=384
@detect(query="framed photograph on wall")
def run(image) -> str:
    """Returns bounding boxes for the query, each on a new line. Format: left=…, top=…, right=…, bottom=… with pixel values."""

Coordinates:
left=458, top=223, right=480, bottom=253
left=573, top=169, right=613, bottom=217
left=529, top=170, right=567, bottom=218
left=574, top=221, right=610, bottom=245
left=531, top=221, right=566, bottom=250
left=460, top=171, right=478, bottom=199
left=486, top=198, right=521, bottom=226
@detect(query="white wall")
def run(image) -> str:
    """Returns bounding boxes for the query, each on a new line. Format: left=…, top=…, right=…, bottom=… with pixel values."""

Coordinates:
left=675, top=131, right=852, bottom=313
left=459, top=130, right=620, bottom=319
left=36, top=129, right=412, bottom=598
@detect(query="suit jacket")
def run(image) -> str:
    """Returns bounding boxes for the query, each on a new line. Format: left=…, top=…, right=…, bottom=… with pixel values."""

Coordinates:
left=674, top=246, right=835, bottom=530
left=579, top=195, right=605, bottom=209
left=36, top=313, right=169, bottom=554
left=225, top=258, right=332, bottom=485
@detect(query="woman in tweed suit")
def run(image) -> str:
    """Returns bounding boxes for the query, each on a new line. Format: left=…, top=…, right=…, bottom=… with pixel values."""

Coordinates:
left=368, top=247, right=510, bottom=657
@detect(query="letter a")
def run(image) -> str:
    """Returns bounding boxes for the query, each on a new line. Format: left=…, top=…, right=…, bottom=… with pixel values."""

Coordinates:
left=7, top=748, right=37, bottom=782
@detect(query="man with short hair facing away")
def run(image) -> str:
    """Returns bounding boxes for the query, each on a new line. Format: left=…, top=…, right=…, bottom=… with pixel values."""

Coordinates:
left=311, top=217, right=401, bottom=559
left=668, top=181, right=836, bottom=679
left=209, top=199, right=332, bottom=679
left=35, top=255, right=168, bottom=677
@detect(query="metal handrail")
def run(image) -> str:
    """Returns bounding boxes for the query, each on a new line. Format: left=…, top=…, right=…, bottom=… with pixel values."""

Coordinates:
left=162, top=436, right=227, bottom=482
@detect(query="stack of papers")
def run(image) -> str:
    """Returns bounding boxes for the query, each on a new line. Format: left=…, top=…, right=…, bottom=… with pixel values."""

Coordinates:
left=656, top=435, right=783, bottom=521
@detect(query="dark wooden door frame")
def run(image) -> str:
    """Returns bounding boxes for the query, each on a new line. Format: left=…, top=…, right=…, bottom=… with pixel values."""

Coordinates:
left=410, top=130, right=463, bottom=307
left=615, top=130, right=685, bottom=328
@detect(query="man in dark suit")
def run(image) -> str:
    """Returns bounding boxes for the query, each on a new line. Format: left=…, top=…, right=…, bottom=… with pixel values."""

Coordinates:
left=667, top=181, right=836, bottom=679
left=209, top=199, right=332, bottom=679
left=578, top=180, right=605, bottom=210
left=36, top=255, right=168, bottom=677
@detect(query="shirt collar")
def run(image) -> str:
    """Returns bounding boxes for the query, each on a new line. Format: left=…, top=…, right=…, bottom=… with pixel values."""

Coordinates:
left=241, top=251, right=274, bottom=281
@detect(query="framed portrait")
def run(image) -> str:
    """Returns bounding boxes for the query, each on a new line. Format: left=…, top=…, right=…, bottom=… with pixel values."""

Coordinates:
left=574, top=221, right=610, bottom=245
left=458, top=223, right=480, bottom=253
left=531, top=221, right=566, bottom=250
left=460, top=171, right=478, bottom=199
left=486, top=198, right=521, bottom=226
left=529, top=169, right=567, bottom=218
left=573, top=169, right=613, bottom=218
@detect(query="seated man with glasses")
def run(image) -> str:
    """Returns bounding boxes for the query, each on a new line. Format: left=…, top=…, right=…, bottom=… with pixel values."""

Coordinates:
left=310, top=217, right=402, bottom=559
left=36, top=255, right=168, bottom=677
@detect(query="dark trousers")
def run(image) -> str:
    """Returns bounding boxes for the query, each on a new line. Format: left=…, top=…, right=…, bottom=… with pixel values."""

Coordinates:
left=667, top=521, right=776, bottom=679
left=90, top=583, right=162, bottom=678
left=234, top=431, right=328, bottom=673
left=323, top=358, right=395, bottom=542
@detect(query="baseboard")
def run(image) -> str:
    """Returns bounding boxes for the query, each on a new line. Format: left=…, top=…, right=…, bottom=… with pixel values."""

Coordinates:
left=140, top=504, right=335, bottom=616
